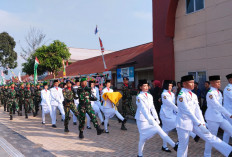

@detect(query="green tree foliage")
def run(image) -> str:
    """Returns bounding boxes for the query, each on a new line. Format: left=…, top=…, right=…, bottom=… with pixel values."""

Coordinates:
left=0, top=32, right=18, bottom=74
left=22, top=40, right=71, bottom=78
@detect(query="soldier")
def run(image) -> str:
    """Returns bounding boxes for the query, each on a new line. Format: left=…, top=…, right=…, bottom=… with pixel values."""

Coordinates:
left=24, top=82, right=35, bottom=118
left=63, top=80, right=79, bottom=132
left=204, top=75, right=232, bottom=156
left=121, top=77, right=137, bottom=118
left=176, top=75, right=232, bottom=157
left=223, top=73, right=232, bottom=143
left=8, top=82, right=19, bottom=120
left=71, top=78, right=80, bottom=125
left=0, top=86, right=3, bottom=107
left=76, top=77, right=103, bottom=139
left=41, top=82, right=52, bottom=124
left=17, top=83, right=25, bottom=116
left=3, top=84, right=9, bottom=112
left=34, top=83, right=42, bottom=116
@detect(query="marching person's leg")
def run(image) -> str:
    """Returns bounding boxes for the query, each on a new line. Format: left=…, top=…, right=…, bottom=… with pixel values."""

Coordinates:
left=96, top=108, right=104, bottom=124
left=64, top=105, right=71, bottom=132
left=204, top=120, right=220, bottom=157
left=223, top=118, right=232, bottom=143
left=115, top=109, right=127, bottom=130
left=220, top=119, right=232, bottom=144
left=176, top=128, right=190, bottom=157
left=193, top=125, right=232, bottom=157
left=156, top=124, right=176, bottom=148
left=41, top=106, right=45, bottom=124
left=51, top=106, right=57, bottom=127
left=58, top=103, right=65, bottom=121
left=78, top=105, right=86, bottom=139
left=86, top=114, right=91, bottom=129
left=128, top=100, right=135, bottom=117
left=24, top=99, right=29, bottom=118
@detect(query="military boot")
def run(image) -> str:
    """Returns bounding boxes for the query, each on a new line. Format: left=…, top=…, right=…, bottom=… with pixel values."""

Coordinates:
left=25, top=113, right=28, bottom=119
left=10, top=115, right=13, bottom=120
left=96, top=126, right=104, bottom=135
left=79, top=131, right=84, bottom=139
left=64, top=127, right=69, bottom=132
left=121, top=119, right=127, bottom=130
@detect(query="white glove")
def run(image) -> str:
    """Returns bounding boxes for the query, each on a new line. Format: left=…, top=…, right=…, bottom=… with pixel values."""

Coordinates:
left=155, top=118, right=160, bottom=125
left=199, top=124, right=210, bottom=134
left=148, top=119, right=155, bottom=126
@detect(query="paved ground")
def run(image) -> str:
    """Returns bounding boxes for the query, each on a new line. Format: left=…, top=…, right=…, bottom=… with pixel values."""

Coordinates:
left=0, top=107, right=225, bottom=157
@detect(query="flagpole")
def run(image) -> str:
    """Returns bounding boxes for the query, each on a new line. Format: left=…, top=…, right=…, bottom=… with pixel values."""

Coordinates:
left=96, top=26, right=108, bottom=71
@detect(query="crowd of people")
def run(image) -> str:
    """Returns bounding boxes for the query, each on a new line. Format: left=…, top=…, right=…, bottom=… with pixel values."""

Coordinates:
left=0, top=73, right=232, bottom=157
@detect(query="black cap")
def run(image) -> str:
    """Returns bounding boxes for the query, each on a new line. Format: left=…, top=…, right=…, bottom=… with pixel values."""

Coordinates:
left=43, top=82, right=48, bottom=86
left=226, top=73, right=232, bottom=80
left=66, top=80, right=71, bottom=83
left=53, top=80, right=58, bottom=83
left=181, top=75, right=194, bottom=83
left=105, top=79, right=111, bottom=84
left=138, top=79, right=148, bottom=87
left=123, top=77, right=129, bottom=81
left=209, top=75, right=220, bottom=81
left=75, top=77, right=80, bottom=83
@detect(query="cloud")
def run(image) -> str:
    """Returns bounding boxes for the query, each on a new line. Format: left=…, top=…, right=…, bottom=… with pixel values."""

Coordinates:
left=133, top=11, right=152, bottom=21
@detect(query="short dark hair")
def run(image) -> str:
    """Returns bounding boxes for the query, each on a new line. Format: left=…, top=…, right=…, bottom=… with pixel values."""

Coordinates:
left=205, top=81, right=210, bottom=85
left=194, top=82, right=198, bottom=85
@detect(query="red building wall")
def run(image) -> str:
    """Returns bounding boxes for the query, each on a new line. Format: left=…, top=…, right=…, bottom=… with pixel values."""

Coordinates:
left=152, top=0, right=179, bottom=82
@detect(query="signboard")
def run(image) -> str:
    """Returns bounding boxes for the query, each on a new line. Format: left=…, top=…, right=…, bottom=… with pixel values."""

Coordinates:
left=117, top=67, right=134, bottom=83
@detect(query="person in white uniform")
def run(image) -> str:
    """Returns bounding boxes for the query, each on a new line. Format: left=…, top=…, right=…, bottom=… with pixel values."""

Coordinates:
left=40, top=82, right=52, bottom=124
left=223, top=73, right=232, bottom=143
left=136, top=79, right=178, bottom=157
left=101, top=79, right=127, bottom=133
left=50, top=80, right=65, bottom=128
left=86, top=80, right=104, bottom=129
left=160, top=80, right=199, bottom=153
left=71, top=78, right=80, bottom=125
left=204, top=75, right=232, bottom=157
left=176, top=75, right=232, bottom=157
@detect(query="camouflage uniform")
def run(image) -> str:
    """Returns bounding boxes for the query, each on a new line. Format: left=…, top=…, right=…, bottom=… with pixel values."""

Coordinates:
left=3, top=86, right=9, bottom=112
left=63, top=87, right=79, bottom=130
left=34, top=87, right=42, bottom=115
left=8, top=87, right=19, bottom=118
left=76, top=86, right=99, bottom=131
left=24, top=87, right=35, bottom=117
left=0, top=87, right=3, bottom=107
left=17, top=87, right=25, bottom=116
left=121, top=83, right=137, bottom=117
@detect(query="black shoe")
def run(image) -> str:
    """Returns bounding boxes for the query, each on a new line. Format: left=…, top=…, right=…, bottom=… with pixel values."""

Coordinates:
left=17, top=111, right=20, bottom=116
left=52, top=124, right=57, bottom=128
left=61, top=119, right=64, bottom=122
left=194, top=135, right=200, bottom=142
left=118, top=118, right=122, bottom=123
left=79, top=131, right=84, bottom=139
left=121, top=123, right=127, bottom=130
left=73, top=122, right=77, bottom=125
left=162, top=146, right=171, bottom=152
left=64, top=128, right=69, bottom=132
left=137, top=155, right=143, bottom=157
left=173, top=142, right=178, bottom=151
left=25, top=114, right=28, bottom=119
left=33, top=112, right=36, bottom=117
left=86, top=126, right=91, bottom=129
left=13, top=111, right=15, bottom=114
left=10, top=115, right=13, bottom=120
left=42, top=122, right=45, bottom=124
left=104, top=130, right=109, bottom=133
left=20, top=113, right=22, bottom=116
left=122, top=119, right=127, bottom=124
left=4, top=108, right=6, bottom=111
left=96, top=126, right=104, bottom=135
left=101, top=122, right=104, bottom=126
left=228, top=151, right=232, bottom=157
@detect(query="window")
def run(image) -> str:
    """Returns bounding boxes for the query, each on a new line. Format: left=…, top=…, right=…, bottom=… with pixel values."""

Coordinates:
left=188, top=71, right=206, bottom=91
left=186, top=0, right=204, bottom=14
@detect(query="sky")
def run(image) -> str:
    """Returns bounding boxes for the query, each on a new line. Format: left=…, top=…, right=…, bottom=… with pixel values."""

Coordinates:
left=0, top=0, right=153, bottom=78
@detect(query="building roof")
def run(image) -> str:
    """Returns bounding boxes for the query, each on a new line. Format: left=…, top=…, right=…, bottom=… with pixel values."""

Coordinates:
left=68, top=47, right=114, bottom=62
left=44, top=42, right=153, bottom=80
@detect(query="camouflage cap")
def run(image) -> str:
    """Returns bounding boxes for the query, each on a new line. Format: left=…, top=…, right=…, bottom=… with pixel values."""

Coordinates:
left=80, top=77, right=87, bottom=82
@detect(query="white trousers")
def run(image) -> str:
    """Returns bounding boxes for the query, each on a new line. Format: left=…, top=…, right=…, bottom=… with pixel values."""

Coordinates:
left=41, top=105, right=52, bottom=123
left=137, top=120, right=175, bottom=156
left=51, top=105, right=65, bottom=125
left=160, top=114, right=196, bottom=148
left=86, top=104, right=104, bottom=127
left=204, top=119, right=232, bottom=157
left=223, top=118, right=232, bottom=143
left=177, top=125, right=232, bottom=157
left=104, top=109, right=124, bottom=131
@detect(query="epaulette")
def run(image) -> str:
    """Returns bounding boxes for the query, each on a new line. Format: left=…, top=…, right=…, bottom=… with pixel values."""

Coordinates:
left=178, top=92, right=183, bottom=95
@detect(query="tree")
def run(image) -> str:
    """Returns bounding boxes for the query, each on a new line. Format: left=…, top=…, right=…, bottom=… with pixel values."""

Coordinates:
left=22, top=40, right=71, bottom=78
left=0, top=32, right=18, bottom=73
left=20, top=27, right=46, bottom=61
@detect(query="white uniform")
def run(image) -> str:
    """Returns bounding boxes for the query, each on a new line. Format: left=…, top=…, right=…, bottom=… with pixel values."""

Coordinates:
left=176, top=88, right=232, bottom=157
left=204, top=87, right=232, bottom=156
left=223, top=84, right=232, bottom=143
left=136, top=91, right=176, bottom=156
left=101, top=87, right=125, bottom=131
left=87, top=86, right=104, bottom=127
left=160, top=90, right=196, bottom=148
left=72, top=85, right=80, bottom=123
left=40, top=89, right=52, bottom=123
left=50, top=87, right=65, bottom=125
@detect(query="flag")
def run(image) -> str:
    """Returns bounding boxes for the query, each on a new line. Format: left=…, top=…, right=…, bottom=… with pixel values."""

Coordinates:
left=18, top=72, right=22, bottom=82
left=95, top=25, right=98, bottom=35
left=34, top=57, right=39, bottom=84
left=99, top=37, right=104, bottom=53
left=62, top=60, right=66, bottom=77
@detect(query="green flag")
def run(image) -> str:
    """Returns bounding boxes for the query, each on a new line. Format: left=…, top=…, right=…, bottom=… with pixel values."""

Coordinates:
left=34, top=57, right=39, bottom=84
